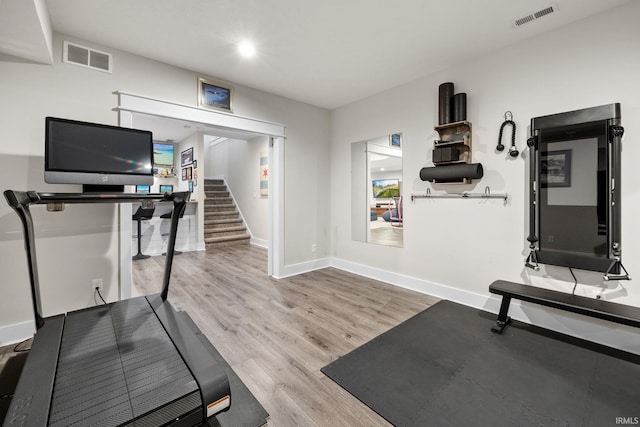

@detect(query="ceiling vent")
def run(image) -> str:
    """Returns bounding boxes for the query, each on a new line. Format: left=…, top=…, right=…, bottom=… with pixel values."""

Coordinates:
left=63, top=41, right=112, bottom=73
left=513, top=4, right=557, bottom=28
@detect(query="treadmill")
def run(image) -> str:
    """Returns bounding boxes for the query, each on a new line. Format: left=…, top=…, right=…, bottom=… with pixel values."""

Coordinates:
left=3, top=190, right=231, bottom=426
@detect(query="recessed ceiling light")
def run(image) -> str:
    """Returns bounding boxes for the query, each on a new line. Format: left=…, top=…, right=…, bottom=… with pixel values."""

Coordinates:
left=238, top=41, right=256, bottom=58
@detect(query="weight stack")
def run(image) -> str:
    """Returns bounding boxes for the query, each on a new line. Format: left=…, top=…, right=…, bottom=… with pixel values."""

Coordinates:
left=438, top=82, right=454, bottom=125
left=419, top=163, right=483, bottom=183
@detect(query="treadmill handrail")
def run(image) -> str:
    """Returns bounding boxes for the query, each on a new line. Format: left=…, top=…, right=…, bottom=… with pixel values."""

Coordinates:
left=3, top=190, right=190, bottom=329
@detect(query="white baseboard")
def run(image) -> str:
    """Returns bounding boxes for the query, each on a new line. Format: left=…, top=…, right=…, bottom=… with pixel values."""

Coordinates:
left=0, top=320, right=34, bottom=346
left=250, top=237, right=268, bottom=249
left=275, top=257, right=331, bottom=279
left=5, top=256, right=637, bottom=355
left=329, top=257, right=493, bottom=310
left=326, top=257, right=640, bottom=355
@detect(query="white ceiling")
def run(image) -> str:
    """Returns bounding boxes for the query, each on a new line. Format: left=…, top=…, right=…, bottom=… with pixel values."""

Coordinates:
left=1, top=0, right=632, bottom=110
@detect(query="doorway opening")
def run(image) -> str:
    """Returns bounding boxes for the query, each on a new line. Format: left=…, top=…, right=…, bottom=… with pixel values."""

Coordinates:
left=115, top=92, right=286, bottom=299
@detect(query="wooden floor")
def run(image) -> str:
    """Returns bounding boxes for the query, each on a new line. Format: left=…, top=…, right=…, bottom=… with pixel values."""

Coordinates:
left=1, top=245, right=438, bottom=426
left=133, top=245, right=438, bottom=426
left=369, top=219, right=403, bottom=247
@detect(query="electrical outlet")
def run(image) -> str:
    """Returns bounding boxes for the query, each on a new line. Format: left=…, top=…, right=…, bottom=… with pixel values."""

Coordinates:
left=92, top=278, right=103, bottom=292
left=311, top=243, right=317, bottom=253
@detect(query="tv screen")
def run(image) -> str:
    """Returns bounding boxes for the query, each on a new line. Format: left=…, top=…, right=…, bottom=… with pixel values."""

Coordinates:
left=153, top=143, right=175, bottom=166
left=136, top=185, right=151, bottom=194
left=159, top=184, right=173, bottom=193
left=45, top=117, right=153, bottom=187
left=372, top=179, right=400, bottom=198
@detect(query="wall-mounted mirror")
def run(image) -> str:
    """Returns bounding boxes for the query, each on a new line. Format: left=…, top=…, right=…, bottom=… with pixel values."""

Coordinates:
left=351, top=134, right=403, bottom=247
left=526, top=103, right=628, bottom=280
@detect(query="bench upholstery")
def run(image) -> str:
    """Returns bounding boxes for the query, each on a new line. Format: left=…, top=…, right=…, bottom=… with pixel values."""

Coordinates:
left=489, top=280, right=640, bottom=334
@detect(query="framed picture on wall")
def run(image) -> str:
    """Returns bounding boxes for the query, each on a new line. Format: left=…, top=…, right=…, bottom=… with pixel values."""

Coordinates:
left=390, top=133, right=402, bottom=148
left=181, top=147, right=193, bottom=166
left=541, top=150, right=572, bottom=187
left=198, top=77, right=233, bottom=113
left=182, top=166, right=192, bottom=181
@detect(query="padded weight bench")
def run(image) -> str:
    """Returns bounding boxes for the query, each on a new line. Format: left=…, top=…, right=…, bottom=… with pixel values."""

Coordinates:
left=489, top=280, right=640, bottom=334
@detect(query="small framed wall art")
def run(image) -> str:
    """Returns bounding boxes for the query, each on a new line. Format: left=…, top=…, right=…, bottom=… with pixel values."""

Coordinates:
left=390, top=133, right=402, bottom=148
left=181, top=147, right=193, bottom=167
left=182, top=166, right=193, bottom=181
left=541, top=150, right=572, bottom=188
left=198, top=77, right=233, bottom=113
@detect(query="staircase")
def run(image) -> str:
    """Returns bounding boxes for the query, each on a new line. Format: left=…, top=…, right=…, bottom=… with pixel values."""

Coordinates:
left=203, top=179, right=250, bottom=248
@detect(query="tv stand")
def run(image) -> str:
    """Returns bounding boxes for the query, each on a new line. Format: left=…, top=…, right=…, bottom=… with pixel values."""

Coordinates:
left=3, top=190, right=234, bottom=426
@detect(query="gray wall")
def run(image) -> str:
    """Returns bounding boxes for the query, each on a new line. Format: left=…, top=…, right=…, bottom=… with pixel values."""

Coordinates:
left=2, top=3, right=639, bottom=353
left=0, top=32, right=330, bottom=342
left=330, top=2, right=640, bottom=352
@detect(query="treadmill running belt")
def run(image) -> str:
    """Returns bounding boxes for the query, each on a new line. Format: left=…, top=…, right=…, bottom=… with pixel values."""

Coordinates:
left=48, top=297, right=201, bottom=426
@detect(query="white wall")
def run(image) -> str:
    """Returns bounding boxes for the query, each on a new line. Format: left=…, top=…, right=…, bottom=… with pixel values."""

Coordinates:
left=330, top=2, right=640, bottom=352
left=0, top=32, right=331, bottom=343
left=228, top=136, right=270, bottom=242
left=176, top=134, right=198, bottom=192
left=205, top=137, right=232, bottom=179
left=175, top=132, right=205, bottom=250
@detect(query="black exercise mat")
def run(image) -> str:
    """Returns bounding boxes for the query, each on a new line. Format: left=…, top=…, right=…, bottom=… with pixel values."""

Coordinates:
left=321, top=300, right=640, bottom=427
left=0, top=352, right=28, bottom=423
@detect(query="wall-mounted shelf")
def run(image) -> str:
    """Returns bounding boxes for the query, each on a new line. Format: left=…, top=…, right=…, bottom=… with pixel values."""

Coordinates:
left=155, top=174, right=176, bottom=178
left=429, top=120, right=475, bottom=183
left=411, top=186, right=508, bottom=204
left=433, top=120, right=472, bottom=164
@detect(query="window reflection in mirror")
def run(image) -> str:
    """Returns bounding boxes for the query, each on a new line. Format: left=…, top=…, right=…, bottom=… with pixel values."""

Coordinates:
left=351, top=134, right=403, bottom=247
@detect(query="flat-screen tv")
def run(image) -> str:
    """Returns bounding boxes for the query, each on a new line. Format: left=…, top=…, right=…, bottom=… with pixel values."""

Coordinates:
left=45, top=117, right=153, bottom=189
left=153, top=142, right=175, bottom=166
left=159, top=184, right=173, bottom=193
left=136, top=185, right=151, bottom=194
left=372, top=178, right=400, bottom=199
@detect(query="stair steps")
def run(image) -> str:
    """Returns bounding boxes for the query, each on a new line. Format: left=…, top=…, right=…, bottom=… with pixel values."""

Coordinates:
left=203, top=179, right=250, bottom=249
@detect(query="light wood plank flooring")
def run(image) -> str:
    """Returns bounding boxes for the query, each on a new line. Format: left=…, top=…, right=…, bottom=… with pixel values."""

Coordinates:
left=133, top=245, right=438, bottom=426
left=0, top=245, right=438, bottom=426
left=369, top=219, right=403, bottom=247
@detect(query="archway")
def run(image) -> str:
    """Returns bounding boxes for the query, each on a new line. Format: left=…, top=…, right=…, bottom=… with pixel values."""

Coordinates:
left=115, top=91, right=286, bottom=298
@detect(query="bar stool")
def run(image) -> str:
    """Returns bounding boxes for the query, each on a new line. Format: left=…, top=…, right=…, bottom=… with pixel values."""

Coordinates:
left=161, top=206, right=185, bottom=256
left=132, top=203, right=155, bottom=260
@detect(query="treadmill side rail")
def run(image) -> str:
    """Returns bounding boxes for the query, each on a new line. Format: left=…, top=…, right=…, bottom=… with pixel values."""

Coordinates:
left=2, top=190, right=190, bottom=330
left=147, top=294, right=231, bottom=420
left=3, top=315, right=64, bottom=427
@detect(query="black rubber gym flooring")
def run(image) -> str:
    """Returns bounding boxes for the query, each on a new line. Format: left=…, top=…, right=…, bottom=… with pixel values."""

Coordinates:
left=322, top=300, right=640, bottom=427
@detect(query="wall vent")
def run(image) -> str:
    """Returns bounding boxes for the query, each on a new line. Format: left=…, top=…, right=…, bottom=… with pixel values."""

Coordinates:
left=63, top=41, right=112, bottom=73
left=534, top=6, right=555, bottom=19
left=513, top=4, right=557, bottom=28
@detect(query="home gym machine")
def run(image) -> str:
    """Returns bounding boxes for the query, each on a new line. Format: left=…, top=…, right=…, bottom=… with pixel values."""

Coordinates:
left=3, top=190, right=230, bottom=426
